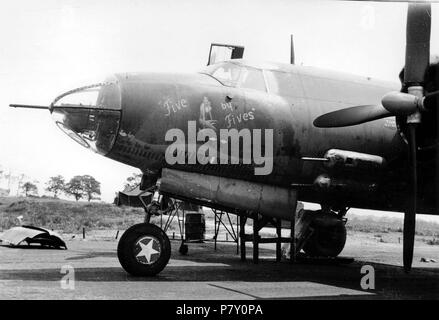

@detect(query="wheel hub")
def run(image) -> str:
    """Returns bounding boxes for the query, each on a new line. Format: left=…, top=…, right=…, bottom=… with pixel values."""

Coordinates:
left=134, top=235, right=161, bottom=265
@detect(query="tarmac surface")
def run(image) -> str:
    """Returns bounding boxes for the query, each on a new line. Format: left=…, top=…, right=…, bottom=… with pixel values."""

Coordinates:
left=0, top=232, right=438, bottom=300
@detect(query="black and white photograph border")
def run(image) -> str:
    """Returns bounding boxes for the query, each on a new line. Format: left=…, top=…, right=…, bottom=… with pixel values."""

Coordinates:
left=0, top=0, right=438, bottom=305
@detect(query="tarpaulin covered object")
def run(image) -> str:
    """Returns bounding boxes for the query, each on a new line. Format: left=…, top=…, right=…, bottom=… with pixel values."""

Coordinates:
left=115, top=184, right=152, bottom=208
left=0, top=225, right=67, bottom=249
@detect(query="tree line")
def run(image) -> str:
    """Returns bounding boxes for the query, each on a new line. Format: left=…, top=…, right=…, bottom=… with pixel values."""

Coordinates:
left=22, top=175, right=101, bottom=202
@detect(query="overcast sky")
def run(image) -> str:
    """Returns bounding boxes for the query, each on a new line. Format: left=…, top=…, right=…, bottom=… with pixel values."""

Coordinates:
left=0, top=0, right=438, bottom=209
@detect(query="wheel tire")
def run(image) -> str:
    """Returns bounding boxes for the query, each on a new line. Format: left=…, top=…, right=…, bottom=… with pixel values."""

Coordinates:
left=117, top=223, right=171, bottom=276
left=179, top=244, right=188, bottom=255
left=303, top=220, right=347, bottom=257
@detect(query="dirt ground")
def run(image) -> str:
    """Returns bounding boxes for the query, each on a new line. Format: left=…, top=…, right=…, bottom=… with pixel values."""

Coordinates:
left=0, top=229, right=438, bottom=300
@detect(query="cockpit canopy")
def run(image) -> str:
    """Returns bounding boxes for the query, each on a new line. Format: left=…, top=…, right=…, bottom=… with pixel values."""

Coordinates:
left=201, top=61, right=267, bottom=92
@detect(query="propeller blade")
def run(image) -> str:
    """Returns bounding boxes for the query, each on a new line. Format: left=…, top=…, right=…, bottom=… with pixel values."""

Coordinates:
left=404, top=3, right=431, bottom=86
left=403, top=124, right=417, bottom=273
left=313, top=104, right=392, bottom=128
left=9, top=104, right=49, bottom=110
left=401, top=3, right=431, bottom=273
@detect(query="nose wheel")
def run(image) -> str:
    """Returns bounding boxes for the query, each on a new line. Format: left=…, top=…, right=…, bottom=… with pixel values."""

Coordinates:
left=117, top=223, right=171, bottom=276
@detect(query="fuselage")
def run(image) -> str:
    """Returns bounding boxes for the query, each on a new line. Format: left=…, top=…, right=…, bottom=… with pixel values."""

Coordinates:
left=51, top=59, right=437, bottom=214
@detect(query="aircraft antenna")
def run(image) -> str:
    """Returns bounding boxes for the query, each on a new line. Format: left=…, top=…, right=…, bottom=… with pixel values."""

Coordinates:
left=290, top=34, right=295, bottom=65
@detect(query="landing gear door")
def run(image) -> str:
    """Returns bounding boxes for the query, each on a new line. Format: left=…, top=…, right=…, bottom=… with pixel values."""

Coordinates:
left=207, top=43, right=244, bottom=66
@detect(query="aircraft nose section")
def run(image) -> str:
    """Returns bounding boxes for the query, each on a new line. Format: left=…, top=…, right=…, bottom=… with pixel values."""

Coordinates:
left=50, top=76, right=122, bottom=155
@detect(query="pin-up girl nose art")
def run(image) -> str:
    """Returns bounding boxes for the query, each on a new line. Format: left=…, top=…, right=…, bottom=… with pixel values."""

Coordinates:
left=199, top=96, right=217, bottom=130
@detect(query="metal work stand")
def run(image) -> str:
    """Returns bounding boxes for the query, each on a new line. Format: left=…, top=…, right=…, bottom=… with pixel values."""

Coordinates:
left=240, top=212, right=297, bottom=264
left=160, top=199, right=185, bottom=236
left=210, top=209, right=239, bottom=254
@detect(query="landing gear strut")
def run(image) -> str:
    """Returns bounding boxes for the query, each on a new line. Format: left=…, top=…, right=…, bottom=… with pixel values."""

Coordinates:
left=143, top=187, right=163, bottom=224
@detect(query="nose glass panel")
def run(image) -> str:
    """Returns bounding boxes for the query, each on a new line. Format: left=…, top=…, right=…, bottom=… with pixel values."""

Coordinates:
left=51, top=81, right=121, bottom=155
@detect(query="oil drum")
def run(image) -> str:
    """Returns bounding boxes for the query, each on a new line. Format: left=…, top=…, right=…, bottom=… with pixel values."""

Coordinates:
left=184, top=212, right=205, bottom=241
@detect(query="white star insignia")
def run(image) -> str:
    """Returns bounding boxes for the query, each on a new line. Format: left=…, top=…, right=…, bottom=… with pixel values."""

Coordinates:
left=136, top=238, right=160, bottom=263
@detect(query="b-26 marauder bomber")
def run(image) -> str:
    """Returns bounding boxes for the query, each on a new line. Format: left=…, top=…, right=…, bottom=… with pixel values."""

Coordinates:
left=11, top=1, right=439, bottom=276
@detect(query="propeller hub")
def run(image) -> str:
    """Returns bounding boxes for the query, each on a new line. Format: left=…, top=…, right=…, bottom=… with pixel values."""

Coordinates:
left=381, top=90, right=424, bottom=116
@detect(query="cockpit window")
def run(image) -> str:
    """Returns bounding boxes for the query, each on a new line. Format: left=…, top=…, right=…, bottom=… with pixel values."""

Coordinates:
left=51, top=82, right=121, bottom=110
left=53, top=88, right=99, bottom=108
left=264, top=70, right=303, bottom=97
left=201, top=62, right=243, bottom=87
left=240, top=68, right=267, bottom=92
left=50, top=81, right=121, bottom=155
left=201, top=62, right=267, bottom=92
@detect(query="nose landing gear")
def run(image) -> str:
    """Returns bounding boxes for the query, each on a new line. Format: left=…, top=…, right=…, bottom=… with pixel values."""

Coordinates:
left=117, top=184, right=185, bottom=276
left=117, top=223, right=171, bottom=276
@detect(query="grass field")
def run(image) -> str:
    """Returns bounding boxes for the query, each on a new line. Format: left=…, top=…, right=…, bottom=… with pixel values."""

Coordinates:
left=0, top=196, right=146, bottom=233
left=1, top=196, right=439, bottom=244
left=346, top=214, right=439, bottom=237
